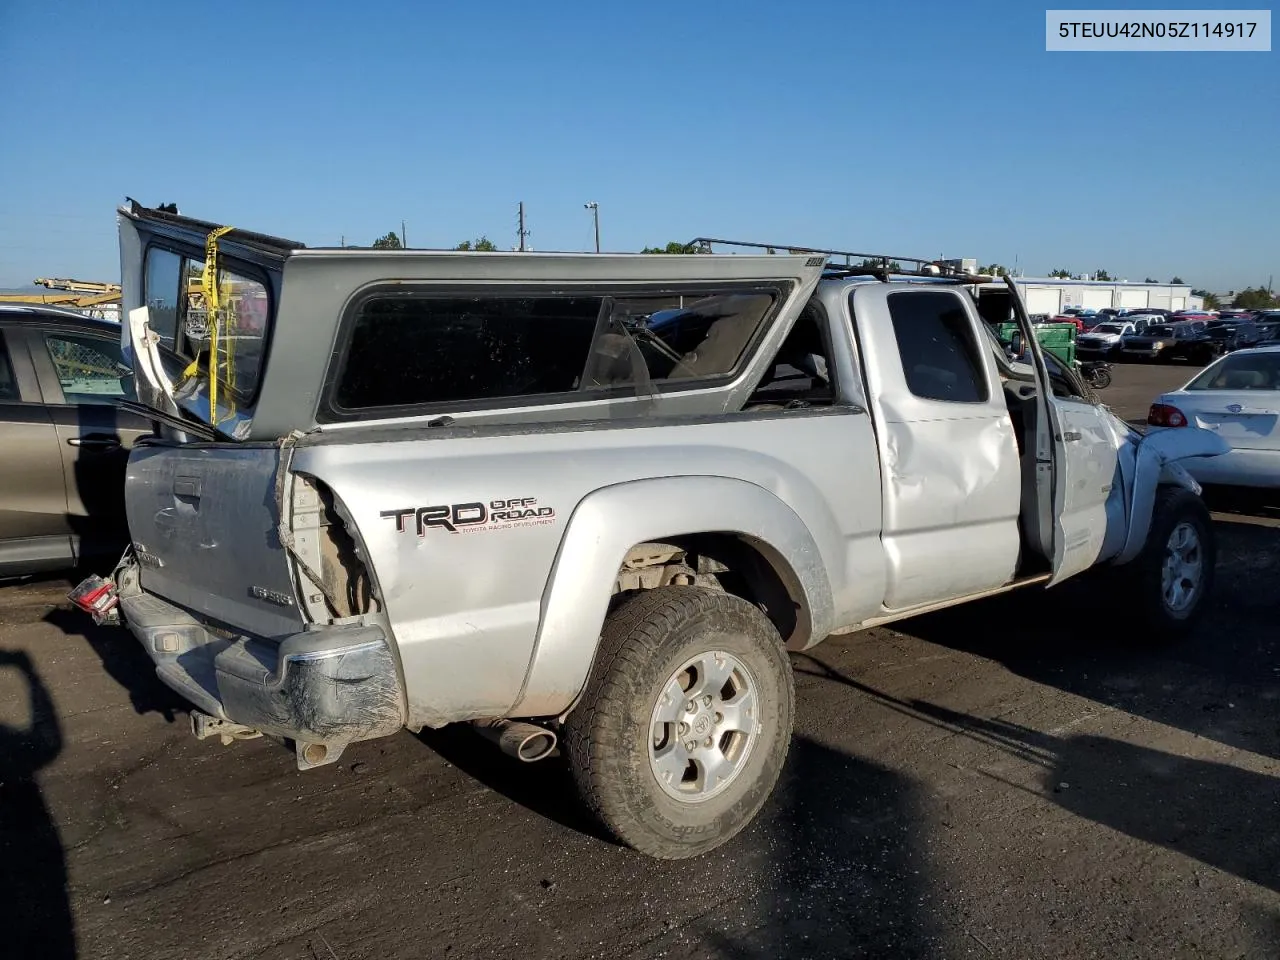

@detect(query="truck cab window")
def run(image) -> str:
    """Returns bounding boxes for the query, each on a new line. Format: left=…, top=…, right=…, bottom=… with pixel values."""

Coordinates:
left=887, top=291, right=988, bottom=403
left=745, top=303, right=834, bottom=409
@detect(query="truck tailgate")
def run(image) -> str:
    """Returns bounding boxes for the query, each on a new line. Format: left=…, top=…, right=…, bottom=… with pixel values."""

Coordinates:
left=125, top=442, right=305, bottom=639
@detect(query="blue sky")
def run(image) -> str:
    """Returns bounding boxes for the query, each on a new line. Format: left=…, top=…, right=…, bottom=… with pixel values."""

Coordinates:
left=0, top=0, right=1275, bottom=290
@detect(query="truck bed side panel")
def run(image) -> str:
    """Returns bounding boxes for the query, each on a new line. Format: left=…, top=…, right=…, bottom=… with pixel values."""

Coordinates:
left=292, top=409, right=884, bottom=727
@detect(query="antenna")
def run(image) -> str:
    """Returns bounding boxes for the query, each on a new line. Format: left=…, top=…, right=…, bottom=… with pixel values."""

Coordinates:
left=517, top=201, right=531, bottom=252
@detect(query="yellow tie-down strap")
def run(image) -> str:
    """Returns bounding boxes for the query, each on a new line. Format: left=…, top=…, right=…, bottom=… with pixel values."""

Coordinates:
left=182, top=225, right=234, bottom=424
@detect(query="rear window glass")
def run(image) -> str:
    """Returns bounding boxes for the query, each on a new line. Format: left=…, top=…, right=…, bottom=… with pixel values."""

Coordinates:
left=333, top=290, right=777, bottom=412
left=143, top=244, right=271, bottom=404
left=1186, top=353, right=1280, bottom=390
left=182, top=259, right=270, bottom=403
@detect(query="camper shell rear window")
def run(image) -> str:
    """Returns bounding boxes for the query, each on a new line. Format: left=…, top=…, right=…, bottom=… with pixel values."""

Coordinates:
left=143, top=243, right=274, bottom=405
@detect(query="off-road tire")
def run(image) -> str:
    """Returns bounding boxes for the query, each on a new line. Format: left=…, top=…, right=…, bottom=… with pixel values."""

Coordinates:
left=1118, top=485, right=1215, bottom=640
left=563, top=586, right=794, bottom=860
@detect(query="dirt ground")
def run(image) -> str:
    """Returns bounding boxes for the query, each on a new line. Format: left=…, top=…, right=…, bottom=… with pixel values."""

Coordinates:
left=1, top=361, right=1277, bottom=960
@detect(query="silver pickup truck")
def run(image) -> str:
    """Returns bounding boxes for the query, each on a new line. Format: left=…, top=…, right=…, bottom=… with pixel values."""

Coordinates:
left=78, top=204, right=1228, bottom=860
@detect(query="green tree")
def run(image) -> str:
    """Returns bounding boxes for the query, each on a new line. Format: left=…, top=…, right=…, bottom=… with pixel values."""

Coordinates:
left=1232, top=287, right=1279, bottom=310
left=1169, top=276, right=1185, bottom=284
left=1092, top=268, right=1113, bottom=281
left=455, top=236, right=498, bottom=251
left=856, top=258, right=904, bottom=272
left=1049, top=268, right=1074, bottom=279
left=641, top=241, right=699, bottom=254
left=372, top=231, right=403, bottom=250
left=1144, top=277, right=1159, bottom=283
left=980, top=263, right=1009, bottom=277
left=1191, top=289, right=1222, bottom=310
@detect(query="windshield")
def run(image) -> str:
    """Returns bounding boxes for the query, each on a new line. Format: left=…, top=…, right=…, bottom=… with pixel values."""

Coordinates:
left=1092, top=323, right=1124, bottom=334
left=1147, top=325, right=1175, bottom=337
left=1186, top=353, right=1280, bottom=390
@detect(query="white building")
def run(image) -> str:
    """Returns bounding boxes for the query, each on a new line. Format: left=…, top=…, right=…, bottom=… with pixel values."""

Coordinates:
left=1009, top=278, right=1202, bottom=317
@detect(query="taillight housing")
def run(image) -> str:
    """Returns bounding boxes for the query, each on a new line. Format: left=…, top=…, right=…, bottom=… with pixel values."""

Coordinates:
left=1148, top=403, right=1188, bottom=427
left=68, top=574, right=120, bottom=624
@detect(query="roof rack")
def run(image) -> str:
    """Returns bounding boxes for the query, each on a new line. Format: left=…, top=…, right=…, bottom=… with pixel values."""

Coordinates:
left=687, top=237, right=995, bottom=284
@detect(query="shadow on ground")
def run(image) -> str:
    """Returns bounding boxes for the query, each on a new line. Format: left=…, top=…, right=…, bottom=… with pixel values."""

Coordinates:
left=797, top=654, right=1280, bottom=899
left=0, top=650, right=75, bottom=960
left=416, top=725, right=616, bottom=845
left=705, top=735, right=941, bottom=959
left=877, top=512, right=1280, bottom=764
left=43, top=604, right=186, bottom=723
left=422, top=723, right=941, bottom=959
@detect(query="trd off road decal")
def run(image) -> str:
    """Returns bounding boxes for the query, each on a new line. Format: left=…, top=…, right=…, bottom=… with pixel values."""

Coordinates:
left=381, top=497, right=555, bottom=536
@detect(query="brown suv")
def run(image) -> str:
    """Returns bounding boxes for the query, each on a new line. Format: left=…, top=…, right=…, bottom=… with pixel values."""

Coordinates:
left=0, top=305, right=153, bottom=576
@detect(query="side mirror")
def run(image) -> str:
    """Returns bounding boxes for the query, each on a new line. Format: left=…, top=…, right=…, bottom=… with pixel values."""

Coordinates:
left=1008, top=331, right=1025, bottom=358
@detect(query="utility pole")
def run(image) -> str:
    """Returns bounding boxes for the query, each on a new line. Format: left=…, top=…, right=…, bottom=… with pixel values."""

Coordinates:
left=517, top=201, right=530, bottom=252
left=584, top=201, right=600, bottom=253
left=401, top=220, right=407, bottom=248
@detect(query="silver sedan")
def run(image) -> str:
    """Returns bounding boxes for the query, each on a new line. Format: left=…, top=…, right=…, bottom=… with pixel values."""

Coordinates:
left=1147, top=345, right=1280, bottom=488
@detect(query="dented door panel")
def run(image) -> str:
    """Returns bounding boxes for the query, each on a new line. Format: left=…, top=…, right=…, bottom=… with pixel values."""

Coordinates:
left=850, top=285, right=1022, bottom=610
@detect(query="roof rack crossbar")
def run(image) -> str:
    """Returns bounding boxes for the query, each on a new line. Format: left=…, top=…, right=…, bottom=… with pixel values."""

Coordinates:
left=687, top=237, right=995, bottom=284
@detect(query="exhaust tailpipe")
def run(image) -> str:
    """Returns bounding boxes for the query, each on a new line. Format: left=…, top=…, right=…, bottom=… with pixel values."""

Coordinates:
left=472, top=718, right=558, bottom=762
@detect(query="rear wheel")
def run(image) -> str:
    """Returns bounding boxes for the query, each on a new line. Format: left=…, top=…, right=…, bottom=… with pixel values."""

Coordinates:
left=1118, top=486, right=1215, bottom=639
left=563, top=587, right=794, bottom=860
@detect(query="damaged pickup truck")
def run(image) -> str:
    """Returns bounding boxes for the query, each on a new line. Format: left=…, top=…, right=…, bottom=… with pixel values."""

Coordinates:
left=76, top=205, right=1228, bottom=860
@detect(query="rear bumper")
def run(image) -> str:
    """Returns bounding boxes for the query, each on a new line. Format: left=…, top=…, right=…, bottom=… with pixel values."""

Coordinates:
left=1181, top=447, right=1280, bottom=488
left=119, top=585, right=406, bottom=748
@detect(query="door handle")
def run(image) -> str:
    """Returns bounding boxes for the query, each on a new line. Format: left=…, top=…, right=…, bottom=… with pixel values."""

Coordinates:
left=1061, top=431, right=1082, bottom=442
left=67, top=437, right=121, bottom=450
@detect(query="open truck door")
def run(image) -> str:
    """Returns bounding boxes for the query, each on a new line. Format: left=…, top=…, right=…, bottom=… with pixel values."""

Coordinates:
left=1003, top=276, right=1118, bottom=586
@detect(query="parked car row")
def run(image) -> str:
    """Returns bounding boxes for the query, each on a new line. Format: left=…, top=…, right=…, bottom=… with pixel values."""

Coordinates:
left=1076, top=313, right=1280, bottom=364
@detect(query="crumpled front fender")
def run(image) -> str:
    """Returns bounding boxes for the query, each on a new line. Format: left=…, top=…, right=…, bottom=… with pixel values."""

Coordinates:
left=1114, top=426, right=1229, bottom=565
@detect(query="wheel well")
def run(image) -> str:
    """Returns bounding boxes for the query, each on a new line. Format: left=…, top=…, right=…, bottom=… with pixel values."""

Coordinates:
left=611, top=534, right=808, bottom=647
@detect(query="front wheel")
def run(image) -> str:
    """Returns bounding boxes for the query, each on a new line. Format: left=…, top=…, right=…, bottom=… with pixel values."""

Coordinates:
left=563, top=587, right=794, bottom=859
left=1117, top=486, right=1215, bottom=639
left=1091, top=368, right=1112, bottom=389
